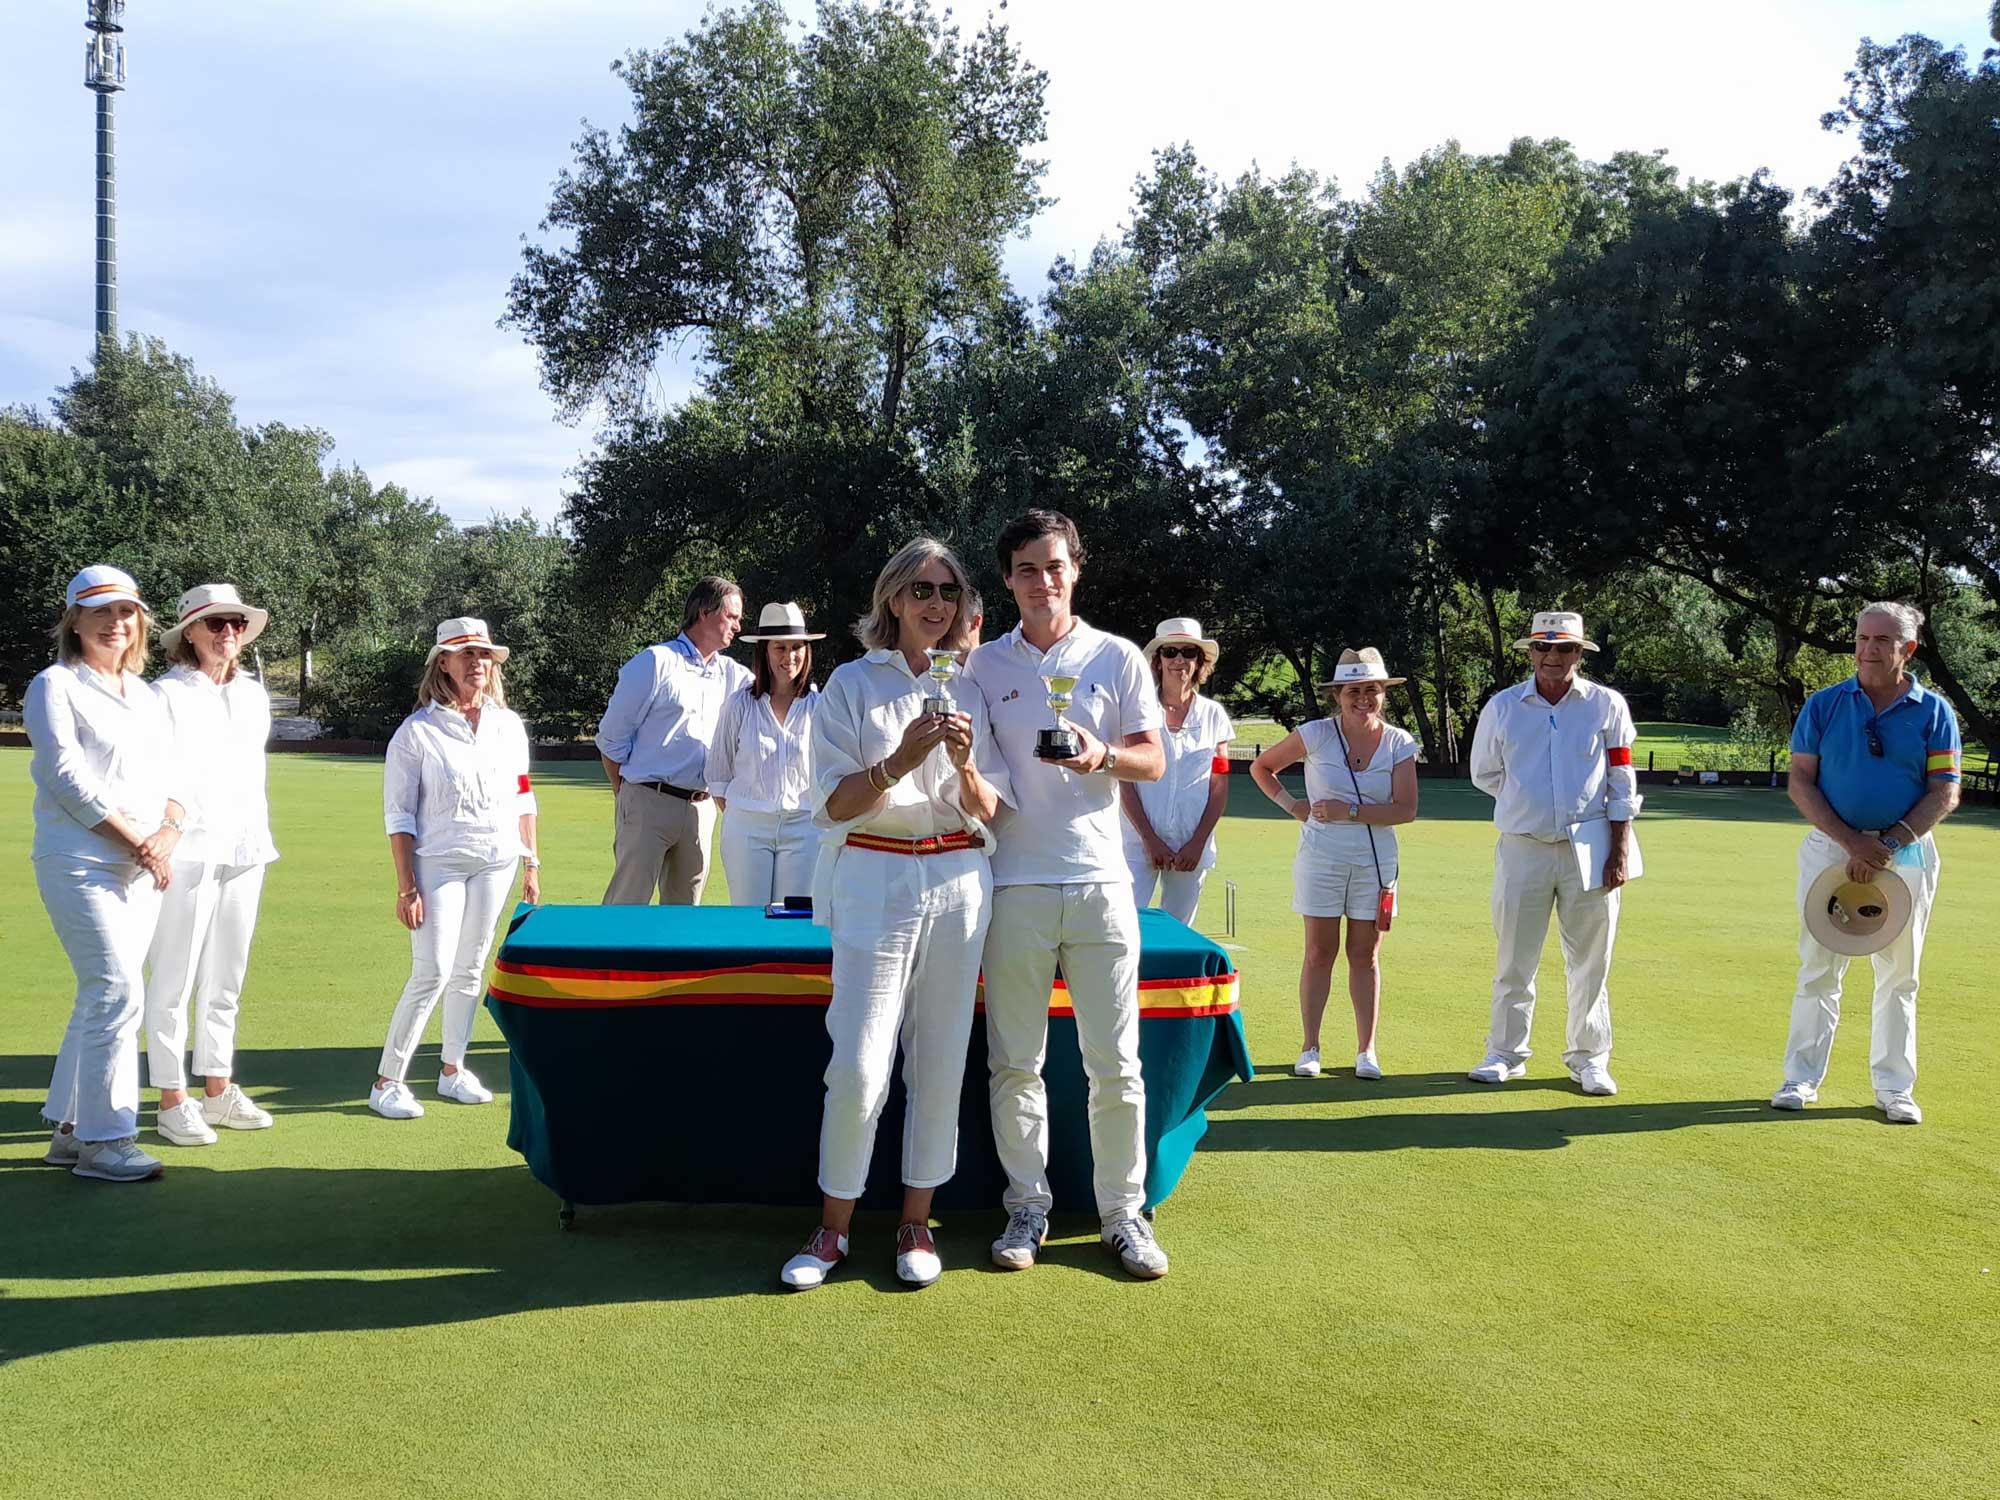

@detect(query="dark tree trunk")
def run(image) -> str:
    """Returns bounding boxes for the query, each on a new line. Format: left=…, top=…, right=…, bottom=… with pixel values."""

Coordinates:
left=1917, top=619, right=2000, bottom=751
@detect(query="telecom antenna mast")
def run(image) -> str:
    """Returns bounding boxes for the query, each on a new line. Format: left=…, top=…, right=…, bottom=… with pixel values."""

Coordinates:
left=85, top=0, right=129, bottom=350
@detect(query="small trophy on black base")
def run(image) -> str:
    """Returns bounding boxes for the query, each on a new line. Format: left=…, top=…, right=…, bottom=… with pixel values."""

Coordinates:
left=1034, top=672, right=1082, bottom=761
left=922, top=648, right=960, bottom=718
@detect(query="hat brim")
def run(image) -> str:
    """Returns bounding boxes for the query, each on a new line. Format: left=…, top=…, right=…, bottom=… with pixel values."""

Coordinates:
left=1144, top=636, right=1220, bottom=663
left=162, top=602, right=269, bottom=654
left=1316, top=675, right=1408, bottom=690
left=1802, top=864, right=1912, bottom=956
left=75, top=590, right=147, bottom=612
left=427, top=640, right=511, bottom=665
left=740, top=631, right=825, bottom=643
left=1514, top=637, right=1600, bottom=652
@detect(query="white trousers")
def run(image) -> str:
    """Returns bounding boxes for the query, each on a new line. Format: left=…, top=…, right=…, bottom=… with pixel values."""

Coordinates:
left=1782, top=830, right=1937, bottom=1096
left=818, top=847, right=990, bottom=1199
left=720, top=807, right=817, bottom=908
left=38, top=859, right=165, bottom=1142
left=1124, top=847, right=1208, bottom=926
left=378, top=852, right=517, bottom=1082
left=144, top=859, right=267, bottom=1089
left=983, top=882, right=1147, bottom=1221
left=1486, top=833, right=1618, bottom=1071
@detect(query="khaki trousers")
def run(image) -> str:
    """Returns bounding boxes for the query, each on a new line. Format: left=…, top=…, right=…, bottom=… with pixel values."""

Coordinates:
left=603, top=781, right=716, bottom=905
left=1485, top=832, right=1618, bottom=1072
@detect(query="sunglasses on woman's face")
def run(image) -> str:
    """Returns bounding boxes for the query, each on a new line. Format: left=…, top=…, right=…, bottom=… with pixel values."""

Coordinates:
left=1157, top=645, right=1204, bottom=661
left=202, top=617, right=249, bottom=635
left=1530, top=641, right=1580, bottom=656
left=907, top=581, right=963, bottom=603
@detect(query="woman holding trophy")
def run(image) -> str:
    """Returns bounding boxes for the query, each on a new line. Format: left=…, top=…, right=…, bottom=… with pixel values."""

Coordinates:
left=779, top=539, right=1013, bottom=1292
left=705, top=602, right=822, bottom=906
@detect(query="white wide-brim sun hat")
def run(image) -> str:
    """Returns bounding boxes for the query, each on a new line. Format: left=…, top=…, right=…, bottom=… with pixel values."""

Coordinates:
left=1142, top=616, right=1220, bottom=664
left=1317, top=646, right=1406, bottom=690
left=160, top=583, right=270, bottom=653
left=1802, top=863, right=1913, bottom=957
left=739, top=600, right=825, bottom=642
left=426, top=616, right=510, bottom=665
left=1513, top=610, right=1601, bottom=652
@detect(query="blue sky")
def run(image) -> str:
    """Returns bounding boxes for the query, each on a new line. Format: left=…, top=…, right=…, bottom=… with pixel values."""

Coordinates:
left=1, top=1, right=1986, bottom=525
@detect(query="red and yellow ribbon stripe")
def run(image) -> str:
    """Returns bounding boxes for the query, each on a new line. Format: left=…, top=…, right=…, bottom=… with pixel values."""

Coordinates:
left=1927, top=749, right=1960, bottom=775
left=489, top=958, right=1238, bottom=1018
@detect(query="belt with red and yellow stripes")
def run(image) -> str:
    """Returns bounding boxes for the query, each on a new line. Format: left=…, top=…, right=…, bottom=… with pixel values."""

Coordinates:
left=844, top=829, right=985, bottom=856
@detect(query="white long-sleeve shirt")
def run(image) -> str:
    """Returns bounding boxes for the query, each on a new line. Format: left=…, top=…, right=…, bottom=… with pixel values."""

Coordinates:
left=1469, top=675, right=1640, bottom=840
left=383, top=701, right=538, bottom=863
left=25, top=661, right=188, bottom=867
left=594, top=634, right=752, bottom=791
left=154, top=664, right=280, bottom=869
left=1121, top=694, right=1233, bottom=870
left=704, top=685, right=818, bottom=814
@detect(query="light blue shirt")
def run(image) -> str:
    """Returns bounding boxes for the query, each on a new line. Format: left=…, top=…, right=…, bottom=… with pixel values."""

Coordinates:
left=1791, top=676, right=1960, bottom=832
left=594, top=634, right=752, bottom=791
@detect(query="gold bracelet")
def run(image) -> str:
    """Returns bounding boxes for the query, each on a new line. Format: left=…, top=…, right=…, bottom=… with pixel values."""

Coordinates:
left=868, top=762, right=891, bottom=791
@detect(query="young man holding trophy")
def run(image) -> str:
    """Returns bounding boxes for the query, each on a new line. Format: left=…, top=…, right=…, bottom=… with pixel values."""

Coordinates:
left=965, top=510, right=1172, bottom=1280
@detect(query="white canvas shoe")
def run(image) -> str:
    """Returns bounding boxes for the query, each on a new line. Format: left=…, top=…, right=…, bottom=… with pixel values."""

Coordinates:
left=72, top=1137, right=165, bottom=1182
left=1354, top=1050, right=1383, bottom=1080
left=156, top=1098, right=218, bottom=1147
left=369, top=1080, right=425, bottom=1120
left=1876, top=1091, right=1923, bottom=1125
left=1771, top=1081, right=1817, bottom=1111
left=200, top=1084, right=273, bottom=1130
left=1293, top=1047, right=1322, bottom=1078
left=1571, top=1063, right=1618, bottom=1097
left=1468, top=1054, right=1526, bottom=1084
left=437, top=1067, right=493, bottom=1105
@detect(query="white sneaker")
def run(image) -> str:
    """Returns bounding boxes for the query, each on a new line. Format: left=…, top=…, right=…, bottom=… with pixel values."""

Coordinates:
left=369, top=1080, right=425, bottom=1120
left=72, top=1137, right=165, bottom=1182
left=1571, top=1063, right=1618, bottom=1097
left=895, top=1223, right=942, bottom=1287
left=1354, top=1050, right=1383, bottom=1081
left=44, top=1127, right=82, bottom=1167
left=991, top=1206, right=1049, bottom=1270
left=1876, top=1091, right=1923, bottom=1125
left=156, top=1098, right=218, bottom=1147
left=200, top=1083, right=273, bottom=1130
left=1468, top=1054, right=1526, bottom=1084
left=437, top=1067, right=493, bottom=1105
left=1101, top=1214, right=1170, bottom=1280
left=1293, top=1047, right=1322, bottom=1078
left=1771, top=1081, right=1817, bottom=1111
left=780, top=1226, right=849, bottom=1290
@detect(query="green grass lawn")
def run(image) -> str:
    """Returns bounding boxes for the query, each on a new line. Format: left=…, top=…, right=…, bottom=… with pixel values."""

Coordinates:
left=3, top=750, right=1996, bottom=1497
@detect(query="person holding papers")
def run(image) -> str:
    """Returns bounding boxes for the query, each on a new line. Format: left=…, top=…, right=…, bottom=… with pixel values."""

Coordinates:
left=1465, top=611, right=1640, bottom=1096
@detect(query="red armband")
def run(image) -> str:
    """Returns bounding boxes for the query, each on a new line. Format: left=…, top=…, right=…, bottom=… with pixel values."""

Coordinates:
left=1606, top=746, right=1633, bottom=768
left=1210, top=755, right=1230, bottom=775
left=517, top=773, right=533, bottom=793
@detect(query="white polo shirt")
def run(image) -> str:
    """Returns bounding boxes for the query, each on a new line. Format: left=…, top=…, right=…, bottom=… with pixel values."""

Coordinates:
left=154, top=664, right=280, bottom=869
left=966, top=618, right=1163, bottom=887
left=705, top=685, right=819, bottom=814
left=25, top=661, right=187, bottom=867
left=384, top=700, right=539, bottom=863
left=595, top=633, right=752, bottom=791
left=1469, top=675, right=1641, bottom=840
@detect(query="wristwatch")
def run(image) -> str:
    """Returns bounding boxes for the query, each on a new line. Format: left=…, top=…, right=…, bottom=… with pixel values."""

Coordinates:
left=523, top=855, right=542, bottom=869
left=1346, top=803, right=1360, bottom=822
left=1099, top=743, right=1119, bottom=775
left=1877, top=832, right=1902, bottom=852
left=162, top=815, right=185, bottom=833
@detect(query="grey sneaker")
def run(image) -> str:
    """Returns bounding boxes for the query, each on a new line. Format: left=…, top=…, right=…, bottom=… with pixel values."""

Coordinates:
left=1102, top=1215, right=1169, bottom=1280
left=72, top=1137, right=165, bottom=1183
left=990, top=1206, right=1049, bottom=1270
left=44, top=1127, right=82, bottom=1167
left=1771, top=1081, right=1817, bottom=1111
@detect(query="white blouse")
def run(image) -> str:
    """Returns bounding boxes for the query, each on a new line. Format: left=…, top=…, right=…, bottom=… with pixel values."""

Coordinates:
left=383, top=700, right=538, bottom=864
left=1122, top=693, right=1233, bottom=868
left=25, top=661, right=187, bottom=867
left=704, top=685, right=818, bottom=815
left=154, top=664, right=279, bottom=868
left=1298, top=718, right=1418, bottom=866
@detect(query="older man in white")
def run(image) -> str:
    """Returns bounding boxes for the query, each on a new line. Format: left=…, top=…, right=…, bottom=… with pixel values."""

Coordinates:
left=597, top=576, right=750, bottom=905
left=1467, top=611, right=1640, bottom=1096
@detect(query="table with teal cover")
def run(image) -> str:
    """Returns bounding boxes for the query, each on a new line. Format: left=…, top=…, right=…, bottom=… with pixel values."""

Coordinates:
left=484, top=905, right=1251, bottom=1219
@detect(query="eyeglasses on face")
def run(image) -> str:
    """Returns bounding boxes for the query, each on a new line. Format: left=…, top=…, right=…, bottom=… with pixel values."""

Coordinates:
left=1530, top=641, right=1580, bottom=656
left=1156, top=645, right=1204, bottom=662
left=906, top=581, right=963, bottom=603
left=201, top=617, right=249, bottom=634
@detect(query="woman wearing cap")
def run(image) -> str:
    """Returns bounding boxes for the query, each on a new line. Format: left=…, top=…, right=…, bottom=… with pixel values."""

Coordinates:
left=27, top=565, right=191, bottom=1183
left=705, top=603, right=822, bottom=906
left=144, top=584, right=281, bottom=1146
left=369, top=618, right=539, bottom=1120
left=1251, top=648, right=1419, bottom=1080
left=1121, top=618, right=1233, bottom=925
left=778, top=538, right=1013, bottom=1292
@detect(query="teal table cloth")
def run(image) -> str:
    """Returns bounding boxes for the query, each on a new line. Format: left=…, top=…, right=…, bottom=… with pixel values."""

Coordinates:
left=485, top=905, right=1252, bottom=1214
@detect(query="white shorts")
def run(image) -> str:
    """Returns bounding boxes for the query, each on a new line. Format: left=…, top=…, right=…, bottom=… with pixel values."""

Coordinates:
left=1293, top=854, right=1392, bottom=921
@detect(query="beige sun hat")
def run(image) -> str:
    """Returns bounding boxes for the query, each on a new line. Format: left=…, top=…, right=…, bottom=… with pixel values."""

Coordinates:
left=1317, top=646, right=1406, bottom=690
left=738, top=601, right=825, bottom=642
left=1802, top=863, right=1913, bottom=957
left=1142, top=617, right=1220, bottom=664
left=161, top=583, right=270, bottom=654
left=425, top=616, right=510, bottom=665
left=1513, top=610, right=1601, bottom=652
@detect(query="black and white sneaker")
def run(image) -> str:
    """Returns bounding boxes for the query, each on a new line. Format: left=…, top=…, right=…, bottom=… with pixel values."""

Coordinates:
left=990, top=1206, right=1049, bottom=1270
left=1101, top=1214, right=1169, bottom=1280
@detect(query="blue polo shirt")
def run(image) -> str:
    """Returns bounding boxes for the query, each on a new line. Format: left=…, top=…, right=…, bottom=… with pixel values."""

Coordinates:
left=1791, top=677, right=1961, bottom=831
